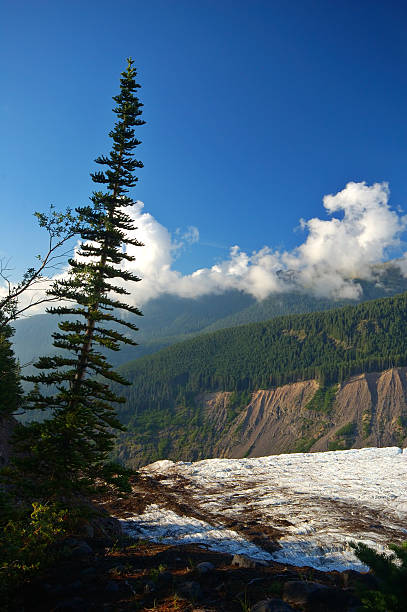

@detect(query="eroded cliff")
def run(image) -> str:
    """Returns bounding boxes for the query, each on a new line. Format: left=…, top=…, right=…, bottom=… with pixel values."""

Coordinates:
left=213, top=368, right=407, bottom=458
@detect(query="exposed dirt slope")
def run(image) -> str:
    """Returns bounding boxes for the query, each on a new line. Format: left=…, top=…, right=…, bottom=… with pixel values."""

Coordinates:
left=214, top=368, right=407, bottom=458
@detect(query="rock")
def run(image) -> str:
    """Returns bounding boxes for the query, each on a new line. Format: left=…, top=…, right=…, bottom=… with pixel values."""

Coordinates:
left=79, top=522, right=94, bottom=538
left=283, top=581, right=328, bottom=605
left=308, top=588, right=356, bottom=612
left=105, top=581, right=119, bottom=593
left=108, top=564, right=127, bottom=576
left=143, top=580, right=156, bottom=594
left=46, top=584, right=65, bottom=596
left=283, top=581, right=354, bottom=611
left=251, top=600, right=295, bottom=612
left=81, top=567, right=97, bottom=578
left=69, top=580, right=83, bottom=591
left=54, top=597, right=88, bottom=611
left=158, top=570, right=173, bottom=586
left=178, top=580, right=203, bottom=600
left=70, top=541, right=93, bottom=557
left=196, top=561, right=215, bottom=574
left=122, top=580, right=136, bottom=595
left=342, top=569, right=378, bottom=590
left=64, top=537, right=81, bottom=547
left=92, top=516, right=123, bottom=538
left=232, top=554, right=268, bottom=569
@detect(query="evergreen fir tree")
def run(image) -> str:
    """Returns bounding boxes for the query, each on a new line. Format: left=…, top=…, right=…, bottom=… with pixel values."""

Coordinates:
left=351, top=541, right=407, bottom=611
left=16, top=58, right=145, bottom=496
left=0, top=311, right=22, bottom=419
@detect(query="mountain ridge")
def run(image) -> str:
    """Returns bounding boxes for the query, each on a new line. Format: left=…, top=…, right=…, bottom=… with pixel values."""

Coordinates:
left=111, top=290, right=407, bottom=466
left=12, top=263, right=407, bottom=371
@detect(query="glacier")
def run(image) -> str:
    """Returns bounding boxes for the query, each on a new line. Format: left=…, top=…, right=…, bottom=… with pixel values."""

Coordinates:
left=121, top=447, right=407, bottom=572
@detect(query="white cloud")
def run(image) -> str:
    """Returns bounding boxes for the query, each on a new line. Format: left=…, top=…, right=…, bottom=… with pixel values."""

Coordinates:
left=281, top=181, right=407, bottom=298
left=3, top=181, right=407, bottom=315
left=121, top=182, right=407, bottom=302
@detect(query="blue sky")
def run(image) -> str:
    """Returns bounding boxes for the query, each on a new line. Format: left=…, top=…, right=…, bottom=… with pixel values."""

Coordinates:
left=2, top=0, right=407, bottom=287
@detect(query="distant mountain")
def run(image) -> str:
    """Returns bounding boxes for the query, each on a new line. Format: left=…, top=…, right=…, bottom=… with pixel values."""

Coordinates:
left=11, top=263, right=407, bottom=370
left=112, top=291, right=407, bottom=466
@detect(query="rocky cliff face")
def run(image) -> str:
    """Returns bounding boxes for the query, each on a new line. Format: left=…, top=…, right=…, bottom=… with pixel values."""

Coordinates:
left=213, top=368, right=407, bottom=458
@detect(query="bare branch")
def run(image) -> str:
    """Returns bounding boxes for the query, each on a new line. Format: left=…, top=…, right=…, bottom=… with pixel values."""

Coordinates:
left=0, top=206, right=80, bottom=326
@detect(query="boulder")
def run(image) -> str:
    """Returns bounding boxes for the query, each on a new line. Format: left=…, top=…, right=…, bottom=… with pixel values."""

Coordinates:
left=105, top=581, right=119, bottom=593
left=70, top=541, right=93, bottom=557
left=177, top=580, right=203, bottom=600
left=91, top=515, right=123, bottom=539
left=232, top=554, right=268, bottom=569
left=251, top=599, right=295, bottom=612
left=54, top=597, right=88, bottom=611
left=283, top=580, right=355, bottom=611
left=196, top=561, right=215, bottom=574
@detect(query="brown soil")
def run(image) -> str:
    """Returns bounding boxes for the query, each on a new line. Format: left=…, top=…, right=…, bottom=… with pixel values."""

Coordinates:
left=16, top=481, right=368, bottom=612
left=21, top=536, right=363, bottom=612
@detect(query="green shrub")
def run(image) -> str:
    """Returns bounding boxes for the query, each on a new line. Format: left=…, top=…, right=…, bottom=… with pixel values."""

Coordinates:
left=336, top=421, right=356, bottom=437
left=227, top=390, right=251, bottom=422
left=0, top=498, right=72, bottom=603
left=293, top=436, right=318, bottom=453
left=306, top=384, right=338, bottom=413
left=351, top=541, right=407, bottom=611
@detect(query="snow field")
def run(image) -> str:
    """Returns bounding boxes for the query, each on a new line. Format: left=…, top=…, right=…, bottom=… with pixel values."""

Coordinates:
left=121, top=447, right=407, bottom=571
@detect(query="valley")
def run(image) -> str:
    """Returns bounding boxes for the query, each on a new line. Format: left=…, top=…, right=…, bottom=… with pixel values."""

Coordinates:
left=111, top=290, right=407, bottom=467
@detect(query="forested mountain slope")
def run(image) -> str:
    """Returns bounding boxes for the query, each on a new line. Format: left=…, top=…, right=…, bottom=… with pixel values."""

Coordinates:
left=12, top=264, right=407, bottom=369
left=113, top=291, right=407, bottom=466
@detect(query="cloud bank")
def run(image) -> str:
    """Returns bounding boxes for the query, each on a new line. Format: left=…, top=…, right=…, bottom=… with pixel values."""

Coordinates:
left=123, top=181, right=407, bottom=303
left=2, top=181, right=407, bottom=315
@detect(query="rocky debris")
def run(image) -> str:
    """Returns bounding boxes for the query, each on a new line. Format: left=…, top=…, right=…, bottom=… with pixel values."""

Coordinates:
left=80, top=567, right=96, bottom=579
left=91, top=515, right=123, bottom=539
left=342, top=568, right=378, bottom=590
left=54, top=597, right=88, bottom=611
left=251, top=600, right=295, bottom=612
left=232, top=553, right=268, bottom=569
left=105, top=581, right=119, bottom=593
left=78, top=522, right=94, bottom=538
left=283, top=580, right=358, bottom=611
left=196, top=561, right=215, bottom=574
left=143, top=580, right=156, bottom=594
left=177, top=580, right=203, bottom=600
left=157, top=570, right=173, bottom=586
left=64, top=539, right=94, bottom=557
left=283, top=580, right=329, bottom=605
left=21, top=531, right=369, bottom=611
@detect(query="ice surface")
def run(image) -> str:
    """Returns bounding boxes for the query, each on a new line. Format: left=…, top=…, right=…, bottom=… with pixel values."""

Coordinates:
left=123, top=504, right=273, bottom=560
left=121, top=447, right=407, bottom=572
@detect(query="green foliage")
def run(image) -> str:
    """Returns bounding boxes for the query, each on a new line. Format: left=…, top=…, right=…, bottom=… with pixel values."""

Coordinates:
left=11, top=59, right=145, bottom=498
left=294, top=436, right=319, bottom=453
left=362, top=407, right=372, bottom=438
left=328, top=421, right=357, bottom=450
left=115, top=292, right=407, bottom=434
left=351, top=541, right=407, bottom=611
left=227, top=389, right=252, bottom=422
left=0, top=497, right=72, bottom=602
left=305, top=384, right=338, bottom=413
left=0, top=313, right=22, bottom=418
left=327, top=440, right=347, bottom=451
left=336, top=421, right=357, bottom=437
